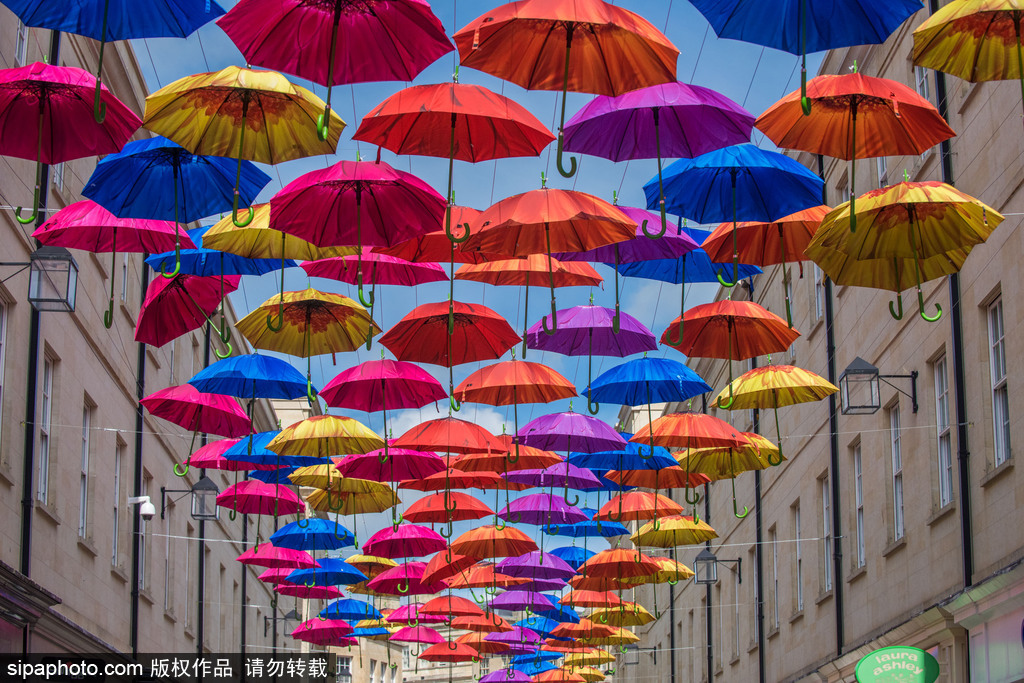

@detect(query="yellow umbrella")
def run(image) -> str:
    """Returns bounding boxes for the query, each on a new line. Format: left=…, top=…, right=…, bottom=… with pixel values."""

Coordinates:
left=913, top=1, right=1024, bottom=115
left=270, top=415, right=384, bottom=458
left=563, top=650, right=615, bottom=668
left=674, top=432, right=782, bottom=518
left=579, top=625, right=639, bottom=647
left=806, top=182, right=1002, bottom=322
left=236, top=289, right=381, bottom=401
left=203, top=204, right=357, bottom=260
left=589, top=602, right=654, bottom=627
left=567, top=666, right=605, bottom=682
left=305, top=486, right=398, bottom=515
left=346, top=554, right=399, bottom=579
left=631, top=514, right=718, bottom=548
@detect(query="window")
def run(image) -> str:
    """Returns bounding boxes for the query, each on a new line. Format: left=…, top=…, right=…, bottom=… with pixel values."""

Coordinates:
left=169, top=340, right=175, bottom=384
left=163, top=511, right=172, bottom=610
left=112, top=442, right=123, bottom=565
left=794, top=504, right=803, bottom=612
left=853, top=444, right=865, bottom=568
left=821, top=474, right=833, bottom=591
left=769, top=527, right=779, bottom=629
left=15, top=21, right=28, bottom=66
left=934, top=355, right=954, bottom=506
left=337, top=657, right=352, bottom=683
left=78, top=401, right=94, bottom=537
left=808, top=263, right=825, bottom=322
left=37, top=357, right=54, bottom=503
left=876, top=156, right=888, bottom=187
left=988, top=298, right=1011, bottom=466
left=121, top=255, right=129, bottom=302
left=402, top=648, right=410, bottom=669
left=185, top=524, right=194, bottom=627
left=390, top=667, right=396, bottom=683
left=0, top=302, right=7, bottom=448
left=915, top=65, right=931, bottom=103
left=890, top=406, right=905, bottom=540
left=52, top=162, right=64, bottom=191
left=479, top=658, right=490, bottom=677
left=369, top=659, right=376, bottom=683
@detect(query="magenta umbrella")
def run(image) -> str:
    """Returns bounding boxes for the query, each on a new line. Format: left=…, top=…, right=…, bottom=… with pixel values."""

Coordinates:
left=134, top=273, right=240, bottom=349
left=366, top=561, right=447, bottom=596
left=496, top=552, right=576, bottom=581
left=216, top=480, right=302, bottom=522
left=301, top=250, right=448, bottom=286
left=320, top=359, right=447, bottom=412
left=363, top=524, right=447, bottom=560
left=291, top=618, right=353, bottom=645
left=217, top=0, right=452, bottom=139
left=333, top=448, right=446, bottom=483
left=275, top=584, right=343, bottom=600
left=258, top=567, right=296, bottom=584
left=563, top=81, right=755, bottom=233
left=391, top=625, right=444, bottom=645
left=237, top=543, right=317, bottom=569
left=386, top=602, right=448, bottom=626
left=141, top=384, right=250, bottom=438
left=270, top=159, right=447, bottom=307
left=0, top=62, right=141, bottom=223
left=34, top=200, right=196, bottom=326
left=190, top=438, right=277, bottom=472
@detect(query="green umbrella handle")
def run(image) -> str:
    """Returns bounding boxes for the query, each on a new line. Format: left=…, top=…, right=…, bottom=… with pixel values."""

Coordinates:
left=649, top=111, right=667, bottom=239
left=909, top=216, right=941, bottom=321
left=731, top=455, right=749, bottom=518
left=556, top=35, right=578, bottom=178
left=768, top=403, right=784, bottom=466
left=231, top=103, right=255, bottom=227
left=889, top=293, right=904, bottom=320
left=16, top=114, right=44, bottom=225
left=104, top=237, right=117, bottom=329
left=93, top=0, right=110, bottom=123
left=800, top=0, right=811, bottom=116
left=716, top=332, right=735, bottom=409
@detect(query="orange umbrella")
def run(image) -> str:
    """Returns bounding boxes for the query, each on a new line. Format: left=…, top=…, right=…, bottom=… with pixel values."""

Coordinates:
left=450, top=524, right=538, bottom=559
left=422, top=550, right=477, bottom=585
left=660, top=300, right=801, bottom=408
left=462, top=187, right=635, bottom=333
left=445, top=563, right=528, bottom=590
left=456, top=631, right=509, bottom=655
left=394, top=416, right=505, bottom=455
left=534, top=670, right=586, bottom=683
left=702, top=205, right=830, bottom=326
left=420, top=595, right=484, bottom=618
left=403, top=491, right=494, bottom=524
left=451, top=612, right=513, bottom=633
left=579, top=548, right=661, bottom=580
left=594, top=490, right=682, bottom=523
left=451, top=443, right=562, bottom=473
left=456, top=255, right=603, bottom=354
left=755, top=71, right=956, bottom=231
left=419, top=641, right=479, bottom=662
left=604, top=466, right=710, bottom=490
left=454, top=0, right=678, bottom=177
left=560, top=590, right=624, bottom=608
left=398, top=468, right=520, bottom=492
left=374, top=206, right=493, bottom=263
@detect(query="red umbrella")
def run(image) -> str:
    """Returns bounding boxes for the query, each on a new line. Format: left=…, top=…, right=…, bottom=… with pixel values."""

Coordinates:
left=333, top=448, right=446, bottom=483
left=419, top=641, right=480, bottom=663
left=216, top=480, right=302, bottom=517
left=451, top=613, right=513, bottom=633
left=320, top=359, right=447, bottom=412
left=398, top=469, right=518, bottom=493
left=33, top=200, right=195, bottom=327
left=0, top=62, right=141, bottom=223
left=403, top=492, right=494, bottom=524
left=420, top=595, right=485, bottom=618
left=301, top=250, right=448, bottom=286
left=393, top=416, right=505, bottom=456
left=141, top=384, right=250, bottom=438
left=450, top=524, right=538, bottom=560
left=258, top=567, right=295, bottom=584
left=134, top=273, right=240, bottom=349
left=374, top=206, right=495, bottom=263
left=422, top=550, right=477, bottom=585
left=367, top=561, right=448, bottom=596
left=237, top=544, right=317, bottom=570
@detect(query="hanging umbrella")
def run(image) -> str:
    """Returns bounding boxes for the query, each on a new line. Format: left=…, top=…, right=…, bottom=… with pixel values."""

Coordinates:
left=270, top=519, right=355, bottom=551
left=673, top=434, right=781, bottom=517
left=497, top=552, right=577, bottom=582
left=421, top=594, right=485, bottom=618
left=452, top=612, right=513, bottom=633
left=342, top=555, right=396, bottom=581
left=589, top=603, right=653, bottom=628
left=0, top=61, right=141, bottom=223
left=398, top=468, right=515, bottom=493
left=4, top=0, right=223, bottom=122
left=661, top=300, right=801, bottom=408
left=560, top=591, right=622, bottom=609
left=451, top=525, right=539, bottom=560
left=452, top=438, right=562, bottom=473
left=545, top=507, right=628, bottom=539
left=805, top=181, right=1002, bottom=321
left=550, top=547, right=596, bottom=572
left=489, top=591, right=556, bottom=613
left=202, top=203, right=356, bottom=261
left=321, top=359, right=446, bottom=412
left=563, top=650, right=615, bottom=667
left=756, top=72, right=956, bottom=232
left=354, top=80, right=555, bottom=243
left=134, top=273, right=239, bottom=350
left=646, top=144, right=824, bottom=290
left=145, top=227, right=297, bottom=278
left=456, top=256, right=603, bottom=355
left=579, top=549, right=661, bottom=580
left=367, top=562, right=447, bottom=596
left=363, top=525, right=447, bottom=560
left=218, top=0, right=451, bottom=139
left=462, top=187, right=636, bottom=333
left=236, top=288, right=380, bottom=401
left=335, top=448, right=446, bottom=482
left=702, top=206, right=830, bottom=326
left=446, top=564, right=527, bottom=590
left=140, top=384, right=250, bottom=469
left=221, top=433, right=318, bottom=469
left=290, top=618, right=353, bottom=644
left=268, top=415, right=383, bottom=458
left=504, top=463, right=601, bottom=491
left=237, top=543, right=316, bottom=570
left=394, top=416, right=505, bottom=455
left=454, top=0, right=678, bottom=178
left=688, top=0, right=921, bottom=115
left=714, top=364, right=838, bottom=461
left=461, top=632, right=516, bottom=656
left=482, top=671, right=532, bottom=683
left=419, top=641, right=480, bottom=663
left=302, top=250, right=448, bottom=287
left=588, top=357, right=710, bottom=409
left=33, top=200, right=194, bottom=327
left=564, top=81, right=754, bottom=234
left=81, top=135, right=270, bottom=278
left=273, top=584, right=342, bottom=602
left=403, top=491, right=495, bottom=524
left=216, top=480, right=302, bottom=516
left=143, top=65, right=344, bottom=228
left=594, top=491, right=682, bottom=523
left=320, top=598, right=383, bottom=621
left=286, top=558, right=368, bottom=587
left=497, top=494, right=589, bottom=527
left=518, top=411, right=626, bottom=454
left=421, top=551, right=477, bottom=587
left=391, top=625, right=445, bottom=657
left=374, top=205, right=492, bottom=263
left=603, top=466, right=708, bottom=491
left=305, top=486, right=398, bottom=516
left=525, top=305, right=657, bottom=413
left=913, top=0, right=1024, bottom=118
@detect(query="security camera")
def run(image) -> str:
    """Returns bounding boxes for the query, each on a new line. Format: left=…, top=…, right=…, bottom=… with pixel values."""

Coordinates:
left=128, top=495, right=156, bottom=520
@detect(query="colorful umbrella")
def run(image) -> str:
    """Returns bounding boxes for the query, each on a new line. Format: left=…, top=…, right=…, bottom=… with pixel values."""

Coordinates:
left=497, top=493, right=588, bottom=527
left=550, top=547, right=596, bottom=572
left=268, top=415, right=383, bottom=458
left=140, top=385, right=250, bottom=470
left=144, top=65, right=344, bottom=227
left=374, top=205, right=491, bottom=263
left=274, top=583, right=343, bottom=600
left=320, top=598, right=382, bottom=621
left=403, top=492, right=495, bottom=524
left=363, top=525, right=447, bottom=560
left=394, top=416, right=504, bottom=455
left=218, top=0, right=451, bottom=138
left=33, top=199, right=195, bottom=325
left=216, top=479, right=301, bottom=517
left=497, top=551, right=577, bottom=582
left=446, top=564, right=527, bottom=590
left=367, top=561, right=447, bottom=596
left=451, top=524, right=539, bottom=560
left=271, top=519, right=355, bottom=551
left=286, top=558, right=367, bottom=586
left=334, top=448, right=446, bottom=483
left=0, top=61, right=140, bottom=222
left=674, top=433, right=782, bottom=517
left=134, top=273, right=239, bottom=349
left=454, top=0, right=678, bottom=177
left=452, top=438, right=562, bottom=473
left=290, top=618, right=353, bottom=645
left=189, top=354, right=314, bottom=407
left=321, top=359, right=446, bottom=412
left=756, top=72, right=956, bottom=231
left=202, top=203, right=356, bottom=261
left=419, top=641, right=480, bottom=663
left=519, top=411, right=626, bottom=454
left=594, top=491, right=682, bottom=523
left=302, top=251, right=448, bottom=287
left=237, top=543, right=316, bottom=570
left=451, top=612, right=513, bottom=633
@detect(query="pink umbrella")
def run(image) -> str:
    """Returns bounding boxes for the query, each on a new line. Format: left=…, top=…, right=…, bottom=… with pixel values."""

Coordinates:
left=141, top=384, right=251, bottom=438
left=391, top=625, right=444, bottom=656
left=258, top=567, right=296, bottom=584
left=134, top=273, right=240, bottom=349
left=270, top=160, right=446, bottom=306
left=301, top=250, right=448, bottom=286
left=320, top=359, right=446, bottom=412
left=216, top=480, right=302, bottom=518
left=275, top=584, right=343, bottom=600
left=366, top=561, right=447, bottom=596
left=190, top=438, right=277, bottom=472
left=333, top=448, right=446, bottom=483
left=217, top=0, right=452, bottom=139
left=33, top=200, right=196, bottom=327
left=0, top=62, right=141, bottom=223
left=238, top=543, right=317, bottom=570
left=386, top=602, right=448, bottom=626
left=291, top=618, right=353, bottom=645
left=363, top=525, right=447, bottom=560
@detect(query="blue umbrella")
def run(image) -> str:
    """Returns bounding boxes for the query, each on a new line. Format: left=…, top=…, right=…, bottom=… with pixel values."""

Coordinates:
left=248, top=467, right=297, bottom=485
left=515, top=660, right=557, bottom=677
left=350, top=626, right=389, bottom=638
left=223, top=432, right=320, bottom=467
left=286, top=558, right=368, bottom=587
left=270, top=519, right=356, bottom=552
left=2, top=1, right=224, bottom=121
left=319, top=598, right=383, bottom=621
left=688, top=0, right=921, bottom=113
left=510, top=647, right=562, bottom=661
left=546, top=508, right=628, bottom=539
left=588, top=356, right=710, bottom=408
left=83, top=136, right=270, bottom=278
left=568, top=442, right=677, bottom=471
left=532, top=603, right=581, bottom=625
left=549, top=546, right=595, bottom=571
left=188, top=354, right=314, bottom=400
left=645, top=144, right=823, bottom=287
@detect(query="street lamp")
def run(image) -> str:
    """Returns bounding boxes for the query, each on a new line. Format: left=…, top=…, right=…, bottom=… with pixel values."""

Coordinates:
left=838, top=357, right=918, bottom=415
left=160, top=475, right=221, bottom=521
left=0, top=246, right=80, bottom=312
left=693, top=548, right=742, bottom=585
left=265, top=609, right=300, bottom=637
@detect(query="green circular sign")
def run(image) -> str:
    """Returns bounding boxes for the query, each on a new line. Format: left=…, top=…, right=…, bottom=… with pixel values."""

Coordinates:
left=855, top=646, right=940, bottom=683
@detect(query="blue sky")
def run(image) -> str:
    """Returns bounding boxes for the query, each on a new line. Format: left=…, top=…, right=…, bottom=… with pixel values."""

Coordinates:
left=131, top=1, right=823, bottom=543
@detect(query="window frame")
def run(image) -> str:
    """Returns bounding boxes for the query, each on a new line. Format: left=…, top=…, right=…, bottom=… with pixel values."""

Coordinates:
left=934, top=355, right=954, bottom=506
left=890, top=405, right=905, bottom=541
left=769, top=526, right=779, bottom=629
left=78, top=400, right=93, bottom=538
left=38, top=356, right=54, bottom=503
left=821, top=474, right=833, bottom=592
left=15, top=21, right=28, bottom=67
left=112, top=441, right=123, bottom=565
left=853, top=443, right=865, bottom=567
left=794, top=504, right=803, bottom=612
left=988, top=298, right=1011, bottom=466
left=876, top=156, right=889, bottom=188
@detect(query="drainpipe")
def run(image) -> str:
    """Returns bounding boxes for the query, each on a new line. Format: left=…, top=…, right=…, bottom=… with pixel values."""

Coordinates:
left=197, top=324, right=211, bottom=654
left=241, top=500, right=248, bottom=669
left=818, top=154, right=845, bottom=658
left=129, top=253, right=151, bottom=657
left=19, top=29, right=60, bottom=582
left=669, top=546, right=676, bottom=683
left=925, top=0, right=973, bottom=591
left=749, top=307, right=767, bottom=683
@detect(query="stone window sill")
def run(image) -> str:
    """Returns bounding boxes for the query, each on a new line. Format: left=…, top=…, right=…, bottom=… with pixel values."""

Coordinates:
left=139, top=588, right=156, bottom=606
left=788, top=610, right=804, bottom=625
left=36, top=501, right=62, bottom=526
left=77, top=536, right=98, bottom=558
left=110, top=564, right=129, bottom=584
left=765, top=626, right=780, bottom=641
left=981, top=459, right=1013, bottom=488
left=926, top=501, right=956, bottom=526
left=847, top=565, right=867, bottom=584
left=815, top=588, right=833, bottom=606
left=882, top=537, right=907, bottom=558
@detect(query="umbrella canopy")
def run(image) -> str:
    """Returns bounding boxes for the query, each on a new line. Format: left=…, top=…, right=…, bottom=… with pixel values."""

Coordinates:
left=452, top=440, right=562, bottom=473
left=34, top=199, right=191, bottom=252
left=503, top=463, right=601, bottom=491
left=452, top=613, right=514, bottom=633
left=268, top=415, right=384, bottom=458
left=550, top=547, right=596, bottom=572
left=275, top=584, right=343, bottom=600
left=222, top=432, right=319, bottom=468
left=286, top=558, right=368, bottom=587
left=588, top=356, right=711, bottom=407
left=304, top=485, right=399, bottom=516
left=451, top=525, right=539, bottom=559
left=379, top=300, right=520, bottom=367
left=631, top=515, right=719, bottom=548
left=391, top=625, right=445, bottom=645
left=595, top=491, right=682, bottom=522
left=421, top=551, right=477, bottom=586
left=363, top=525, right=447, bottom=560
left=420, top=594, right=485, bottom=618
left=334, top=448, right=446, bottom=483
left=202, top=204, right=356, bottom=260
left=394, top=416, right=504, bottom=455
left=675, top=433, right=783, bottom=482
left=446, top=564, right=528, bottom=590
left=140, top=384, right=250, bottom=438
left=519, top=411, right=626, bottom=454
left=455, top=255, right=603, bottom=287
left=189, top=354, right=313, bottom=400
left=320, top=598, right=383, bottom=621
left=716, top=364, right=839, bottom=409
left=703, top=206, right=830, bottom=267
left=367, top=562, right=447, bottom=596
left=386, top=602, right=449, bottom=626
left=135, top=273, right=239, bottom=348
left=320, top=359, right=446, bottom=412
left=344, top=555, right=398, bottom=580
left=373, top=205, right=492, bottom=263
left=579, top=549, right=661, bottom=579
left=398, top=468, right=515, bottom=493
left=455, top=360, right=577, bottom=406
left=302, top=251, right=447, bottom=287
left=497, top=493, right=589, bottom=526
left=497, top=552, right=577, bottom=581
left=270, top=519, right=356, bottom=551
left=236, top=544, right=316, bottom=570
left=419, top=641, right=480, bottom=663
left=215, top=480, right=301, bottom=516
left=631, top=412, right=743, bottom=450
left=489, top=590, right=556, bottom=613
left=403, top=491, right=495, bottom=524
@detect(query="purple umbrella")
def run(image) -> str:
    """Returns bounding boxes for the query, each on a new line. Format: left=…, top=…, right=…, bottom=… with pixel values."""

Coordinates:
left=504, top=464, right=602, bottom=506
left=497, top=552, right=577, bottom=581
left=502, top=643, right=540, bottom=655
left=497, top=493, right=588, bottom=526
left=526, top=303, right=656, bottom=414
left=519, top=411, right=626, bottom=455
left=481, top=671, right=532, bottom=683
left=514, top=578, right=569, bottom=593
left=563, top=81, right=755, bottom=234
left=489, top=590, right=555, bottom=613
left=487, top=626, right=543, bottom=646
